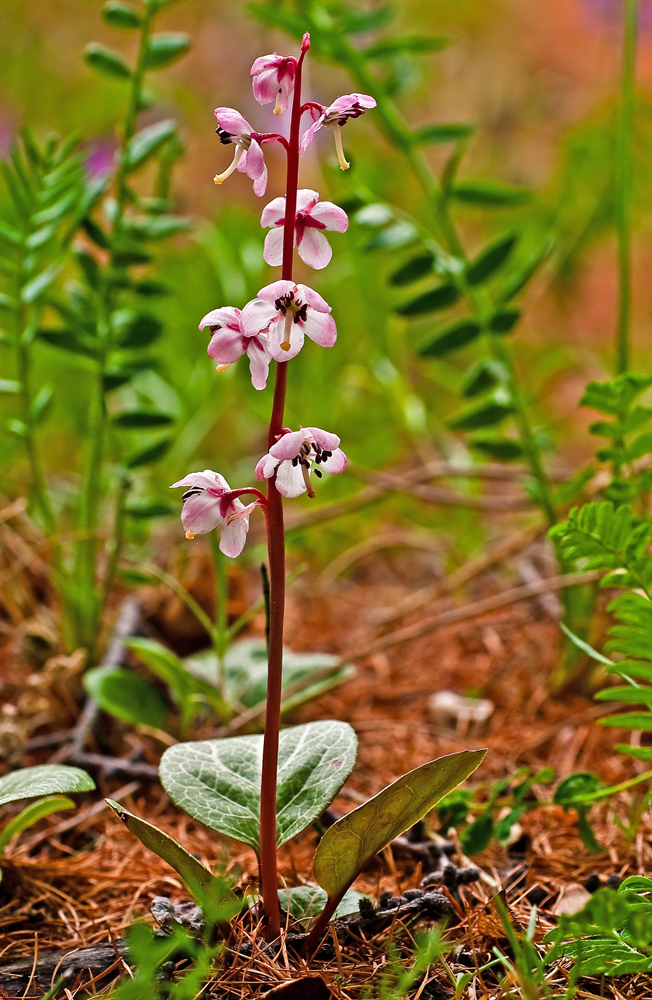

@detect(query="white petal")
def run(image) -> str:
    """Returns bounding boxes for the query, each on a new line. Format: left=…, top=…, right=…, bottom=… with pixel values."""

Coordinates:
left=270, top=429, right=306, bottom=460
left=170, top=470, right=225, bottom=491
left=267, top=317, right=304, bottom=360
left=219, top=516, right=249, bottom=558
left=301, top=309, right=337, bottom=348
left=297, top=228, right=332, bottom=269
left=308, top=200, right=349, bottom=233
left=296, top=189, right=320, bottom=212
left=306, top=427, right=340, bottom=451
left=260, top=196, right=286, bottom=228
left=275, top=460, right=307, bottom=498
left=321, top=448, right=348, bottom=474
left=246, top=337, right=270, bottom=390
left=263, top=228, right=285, bottom=267
left=241, top=298, right=278, bottom=337
left=180, top=493, right=223, bottom=535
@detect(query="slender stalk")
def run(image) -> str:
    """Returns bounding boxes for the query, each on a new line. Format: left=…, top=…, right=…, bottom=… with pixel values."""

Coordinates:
left=258, top=35, right=309, bottom=941
left=615, top=0, right=638, bottom=375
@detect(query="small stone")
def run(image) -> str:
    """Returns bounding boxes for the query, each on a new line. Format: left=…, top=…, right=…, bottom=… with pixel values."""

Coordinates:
left=553, top=884, right=592, bottom=916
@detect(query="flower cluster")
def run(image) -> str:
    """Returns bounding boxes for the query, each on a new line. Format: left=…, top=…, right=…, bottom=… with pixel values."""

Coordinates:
left=171, top=38, right=374, bottom=556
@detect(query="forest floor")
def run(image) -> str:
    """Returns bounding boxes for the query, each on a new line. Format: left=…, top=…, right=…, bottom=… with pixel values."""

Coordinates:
left=1, top=531, right=651, bottom=998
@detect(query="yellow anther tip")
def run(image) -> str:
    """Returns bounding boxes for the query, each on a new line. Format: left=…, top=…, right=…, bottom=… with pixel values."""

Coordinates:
left=185, top=531, right=195, bottom=540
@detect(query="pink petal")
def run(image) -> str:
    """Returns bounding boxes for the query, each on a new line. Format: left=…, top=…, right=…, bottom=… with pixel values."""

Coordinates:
left=263, top=228, right=285, bottom=267
left=306, top=427, right=341, bottom=451
left=246, top=337, right=270, bottom=390
left=241, top=297, right=278, bottom=337
left=301, top=309, right=337, bottom=348
left=296, top=284, right=331, bottom=313
left=321, top=447, right=348, bottom=474
left=207, top=328, right=245, bottom=364
left=309, top=200, right=349, bottom=233
left=269, top=429, right=306, bottom=460
left=180, top=492, right=223, bottom=535
left=297, top=228, right=332, bottom=269
left=198, top=306, right=242, bottom=332
left=300, top=118, right=323, bottom=154
left=326, top=93, right=376, bottom=116
left=214, top=108, right=252, bottom=136
left=296, top=189, right=320, bottom=213
left=267, top=316, right=304, bottom=361
left=261, top=196, right=286, bottom=229
left=219, top=515, right=249, bottom=558
left=252, top=163, right=268, bottom=198
left=251, top=65, right=280, bottom=105
left=170, top=470, right=227, bottom=491
left=255, top=454, right=277, bottom=481
left=256, top=279, right=295, bottom=303
left=275, top=460, right=307, bottom=498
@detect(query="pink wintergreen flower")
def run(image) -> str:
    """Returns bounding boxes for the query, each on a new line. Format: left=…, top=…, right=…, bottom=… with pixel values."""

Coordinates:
left=170, top=471, right=260, bottom=557
left=251, top=53, right=298, bottom=116
left=241, top=280, right=336, bottom=361
left=260, top=189, right=349, bottom=270
left=199, top=306, right=270, bottom=391
left=213, top=108, right=268, bottom=197
left=300, top=93, right=377, bottom=169
left=256, top=427, right=347, bottom=499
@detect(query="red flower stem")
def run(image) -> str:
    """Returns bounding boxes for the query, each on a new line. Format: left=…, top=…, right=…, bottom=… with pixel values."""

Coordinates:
left=259, top=33, right=310, bottom=941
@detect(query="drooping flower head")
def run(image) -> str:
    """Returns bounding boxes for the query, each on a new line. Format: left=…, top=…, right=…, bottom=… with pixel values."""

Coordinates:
left=242, top=280, right=336, bottom=361
left=170, top=470, right=257, bottom=557
left=301, top=93, right=377, bottom=169
left=199, top=306, right=270, bottom=391
left=261, top=189, right=349, bottom=270
left=256, top=427, right=347, bottom=499
left=213, top=108, right=268, bottom=197
left=251, top=53, right=298, bottom=115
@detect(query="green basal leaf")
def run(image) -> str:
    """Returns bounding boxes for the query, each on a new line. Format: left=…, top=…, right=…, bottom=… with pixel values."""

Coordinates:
left=84, top=42, right=132, bottom=80
left=126, top=636, right=227, bottom=725
left=388, top=254, right=435, bottom=286
left=416, top=319, right=480, bottom=358
left=112, top=410, right=174, bottom=428
left=413, top=123, right=475, bottom=145
left=124, top=119, right=178, bottom=172
left=450, top=180, right=532, bottom=207
left=185, top=639, right=351, bottom=713
left=84, top=666, right=168, bottom=730
left=159, top=720, right=358, bottom=853
left=279, top=885, right=368, bottom=923
left=143, top=33, right=191, bottom=70
left=466, top=233, right=518, bottom=286
left=106, top=800, right=233, bottom=911
left=448, top=400, right=513, bottom=431
left=0, top=764, right=95, bottom=808
left=395, top=283, right=460, bottom=316
left=314, top=750, right=485, bottom=899
left=0, top=795, right=75, bottom=854
left=126, top=438, right=173, bottom=468
left=102, top=1, right=142, bottom=30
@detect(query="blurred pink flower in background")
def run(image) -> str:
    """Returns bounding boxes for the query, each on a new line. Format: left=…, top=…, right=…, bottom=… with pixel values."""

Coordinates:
left=85, top=140, right=116, bottom=178
left=584, top=0, right=652, bottom=30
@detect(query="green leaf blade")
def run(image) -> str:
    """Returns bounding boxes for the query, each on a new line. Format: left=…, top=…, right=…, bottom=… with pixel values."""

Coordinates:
left=0, top=764, right=95, bottom=808
left=314, top=749, right=485, bottom=899
left=0, top=796, right=75, bottom=854
left=84, top=666, right=168, bottom=729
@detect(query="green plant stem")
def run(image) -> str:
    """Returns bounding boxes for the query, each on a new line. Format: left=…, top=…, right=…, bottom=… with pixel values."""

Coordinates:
left=74, top=7, right=155, bottom=655
left=615, top=0, right=638, bottom=375
left=333, top=33, right=557, bottom=525
left=101, top=477, right=130, bottom=616
left=144, top=563, right=216, bottom=639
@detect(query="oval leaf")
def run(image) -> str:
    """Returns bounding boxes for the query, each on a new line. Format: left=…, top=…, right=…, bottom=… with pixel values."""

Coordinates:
left=466, top=234, right=518, bottom=286
left=413, top=123, right=475, bottom=145
left=143, top=32, right=191, bottom=70
left=84, top=665, right=168, bottom=729
left=314, top=749, right=485, bottom=899
left=279, top=884, right=368, bottom=922
left=366, top=221, right=417, bottom=251
left=159, top=720, right=358, bottom=853
left=106, top=799, right=230, bottom=910
left=84, top=42, right=131, bottom=80
left=389, top=254, right=435, bottom=286
left=395, top=283, right=460, bottom=317
left=461, top=359, right=505, bottom=398
left=124, top=119, right=177, bottom=172
left=470, top=436, right=524, bottom=460
left=417, top=319, right=480, bottom=358
left=102, top=1, right=142, bottom=29
left=116, top=312, right=163, bottom=348
left=125, top=437, right=173, bottom=468
left=451, top=181, right=532, bottom=207
left=448, top=401, right=513, bottom=431
left=0, top=764, right=95, bottom=808
left=489, top=307, right=521, bottom=334
left=112, top=410, right=173, bottom=428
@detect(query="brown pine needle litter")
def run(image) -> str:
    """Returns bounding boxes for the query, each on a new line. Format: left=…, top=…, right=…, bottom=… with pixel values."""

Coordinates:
left=2, top=548, right=652, bottom=997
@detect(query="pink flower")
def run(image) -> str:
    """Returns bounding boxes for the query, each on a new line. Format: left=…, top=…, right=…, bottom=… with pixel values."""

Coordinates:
left=241, top=280, right=336, bottom=361
left=260, top=189, right=349, bottom=270
left=170, top=470, right=256, bottom=557
left=256, top=427, right=347, bottom=499
left=300, top=93, right=376, bottom=169
left=213, top=108, right=268, bottom=197
left=251, top=53, right=297, bottom=115
left=199, top=306, right=270, bottom=391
